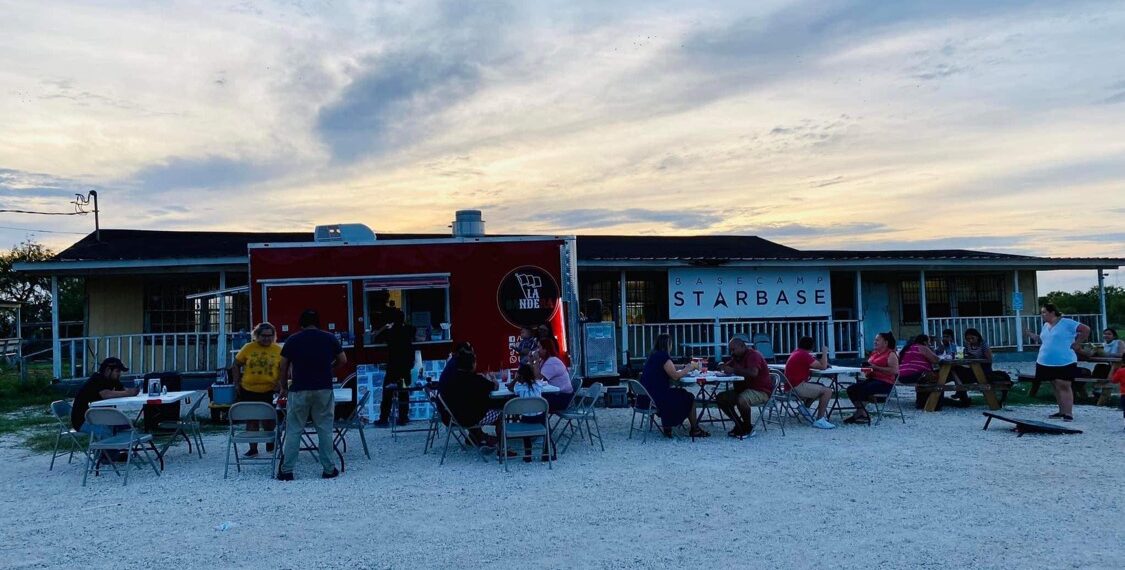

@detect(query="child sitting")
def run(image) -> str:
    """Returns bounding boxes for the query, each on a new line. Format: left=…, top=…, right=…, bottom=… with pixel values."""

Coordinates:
left=511, top=364, right=548, bottom=462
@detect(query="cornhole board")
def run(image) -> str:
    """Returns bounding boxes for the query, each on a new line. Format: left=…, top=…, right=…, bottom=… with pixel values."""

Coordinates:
left=982, top=412, right=1082, bottom=436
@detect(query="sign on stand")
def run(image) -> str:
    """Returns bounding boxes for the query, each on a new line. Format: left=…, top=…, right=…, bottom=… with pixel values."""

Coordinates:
left=582, top=322, right=618, bottom=378
left=668, top=268, right=832, bottom=320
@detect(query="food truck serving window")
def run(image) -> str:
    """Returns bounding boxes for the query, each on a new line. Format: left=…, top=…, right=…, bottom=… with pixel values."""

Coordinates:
left=364, top=274, right=451, bottom=344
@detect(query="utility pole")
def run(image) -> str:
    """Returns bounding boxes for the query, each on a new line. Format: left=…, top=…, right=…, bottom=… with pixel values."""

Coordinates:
left=72, top=191, right=100, bottom=241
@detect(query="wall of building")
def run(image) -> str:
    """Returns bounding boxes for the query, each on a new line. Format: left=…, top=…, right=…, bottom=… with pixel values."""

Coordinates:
left=85, top=276, right=144, bottom=337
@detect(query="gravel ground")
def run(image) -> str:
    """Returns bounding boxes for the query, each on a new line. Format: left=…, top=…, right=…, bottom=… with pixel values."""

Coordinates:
left=2, top=379, right=1123, bottom=570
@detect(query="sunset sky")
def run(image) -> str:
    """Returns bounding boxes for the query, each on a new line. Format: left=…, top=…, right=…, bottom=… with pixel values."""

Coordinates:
left=1, top=0, right=1122, bottom=292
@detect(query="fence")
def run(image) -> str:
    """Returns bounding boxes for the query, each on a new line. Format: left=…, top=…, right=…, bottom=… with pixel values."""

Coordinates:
left=59, top=333, right=232, bottom=381
left=627, top=319, right=861, bottom=360
left=926, top=314, right=1101, bottom=349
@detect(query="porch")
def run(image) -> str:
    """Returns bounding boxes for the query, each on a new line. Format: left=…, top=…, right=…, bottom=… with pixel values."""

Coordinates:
left=56, top=332, right=241, bottom=381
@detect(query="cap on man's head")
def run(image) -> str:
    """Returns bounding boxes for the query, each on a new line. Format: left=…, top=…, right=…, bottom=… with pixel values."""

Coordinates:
left=100, top=357, right=129, bottom=372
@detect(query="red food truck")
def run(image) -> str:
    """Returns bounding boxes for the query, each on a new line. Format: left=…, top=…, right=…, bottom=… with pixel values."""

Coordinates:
left=246, top=233, right=581, bottom=377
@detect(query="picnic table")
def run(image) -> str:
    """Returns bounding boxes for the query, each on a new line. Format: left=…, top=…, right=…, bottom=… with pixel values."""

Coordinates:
left=1018, top=358, right=1121, bottom=405
left=917, top=359, right=1005, bottom=412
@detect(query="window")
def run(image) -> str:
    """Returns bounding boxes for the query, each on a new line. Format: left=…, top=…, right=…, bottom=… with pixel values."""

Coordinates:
left=144, top=277, right=213, bottom=333
left=954, top=275, right=1004, bottom=316
left=193, top=294, right=250, bottom=333
left=364, top=275, right=450, bottom=343
left=577, top=271, right=667, bottom=324
left=900, top=277, right=951, bottom=324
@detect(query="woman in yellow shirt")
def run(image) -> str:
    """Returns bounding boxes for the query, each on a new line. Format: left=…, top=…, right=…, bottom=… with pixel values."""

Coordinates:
left=229, top=322, right=283, bottom=457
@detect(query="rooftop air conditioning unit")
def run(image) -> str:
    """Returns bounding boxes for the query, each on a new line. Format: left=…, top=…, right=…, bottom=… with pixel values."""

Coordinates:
left=451, top=209, right=485, bottom=237
left=314, top=223, right=376, bottom=243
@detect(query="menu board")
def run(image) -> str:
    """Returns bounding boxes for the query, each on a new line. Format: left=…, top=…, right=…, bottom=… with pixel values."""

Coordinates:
left=582, top=322, right=618, bottom=378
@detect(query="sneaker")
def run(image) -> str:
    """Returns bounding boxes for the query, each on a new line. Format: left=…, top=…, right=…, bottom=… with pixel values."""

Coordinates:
left=373, top=419, right=390, bottom=428
left=812, top=418, right=836, bottom=430
left=276, top=471, right=294, bottom=481
left=1047, top=412, right=1065, bottom=419
left=1062, top=415, right=1074, bottom=422
left=244, top=447, right=259, bottom=457
left=395, top=418, right=410, bottom=426
left=266, top=443, right=275, bottom=452
left=322, top=468, right=340, bottom=479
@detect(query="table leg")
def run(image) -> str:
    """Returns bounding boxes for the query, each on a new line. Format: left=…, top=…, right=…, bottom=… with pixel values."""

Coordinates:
left=973, top=363, right=1000, bottom=410
left=926, top=365, right=951, bottom=412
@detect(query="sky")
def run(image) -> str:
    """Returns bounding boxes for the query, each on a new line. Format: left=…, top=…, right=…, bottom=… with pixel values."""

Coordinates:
left=0, top=0, right=1122, bottom=293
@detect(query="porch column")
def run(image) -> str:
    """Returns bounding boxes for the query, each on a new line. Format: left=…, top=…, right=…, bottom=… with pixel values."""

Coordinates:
left=1097, top=268, right=1108, bottom=332
left=919, top=270, right=928, bottom=336
left=619, top=270, right=628, bottom=365
left=51, top=275, right=61, bottom=379
left=1013, top=270, right=1023, bottom=352
left=854, top=271, right=865, bottom=354
left=217, top=271, right=227, bottom=369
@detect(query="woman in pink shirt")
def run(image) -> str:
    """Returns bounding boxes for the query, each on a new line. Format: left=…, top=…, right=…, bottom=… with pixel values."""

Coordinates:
left=535, top=338, right=574, bottom=414
left=844, top=332, right=899, bottom=424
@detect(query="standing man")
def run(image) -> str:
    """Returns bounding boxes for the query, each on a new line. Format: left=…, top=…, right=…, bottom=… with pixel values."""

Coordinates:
left=714, top=337, right=772, bottom=438
left=277, top=309, right=347, bottom=480
left=374, top=308, right=415, bottom=427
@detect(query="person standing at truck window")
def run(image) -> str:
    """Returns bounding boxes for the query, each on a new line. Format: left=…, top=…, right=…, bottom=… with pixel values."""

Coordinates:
left=374, top=308, right=415, bottom=427
left=277, top=309, right=347, bottom=481
left=229, top=322, right=282, bottom=457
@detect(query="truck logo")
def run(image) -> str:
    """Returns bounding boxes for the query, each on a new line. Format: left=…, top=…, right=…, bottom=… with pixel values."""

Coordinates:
left=498, top=265, right=559, bottom=327
left=516, top=273, right=543, bottom=309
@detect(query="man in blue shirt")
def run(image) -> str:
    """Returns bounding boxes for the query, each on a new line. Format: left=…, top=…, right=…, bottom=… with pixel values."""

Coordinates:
left=277, top=309, right=347, bottom=480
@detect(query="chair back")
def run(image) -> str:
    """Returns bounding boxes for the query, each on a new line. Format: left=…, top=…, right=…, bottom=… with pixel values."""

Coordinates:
left=341, top=390, right=371, bottom=425
left=228, top=401, right=276, bottom=423
left=582, top=382, right=605, bottom=412
left=50, top=400, right=72, bottom=426
left=624, top=379, right=655, bottom=411
left=85, top=407, right=132, bottom=429
left=502, top=396, right=549, bottom=418
left=434, top=392, right=462, bottom=428
left=768, top=371, right=785, bottom=394
left=754, top=340, right=776, bottom=361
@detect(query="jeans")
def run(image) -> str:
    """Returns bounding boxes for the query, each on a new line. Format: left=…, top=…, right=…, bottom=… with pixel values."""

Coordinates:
left=280, top=389, right=337, bottom=474
left=79, top=422, right=112, bottom=439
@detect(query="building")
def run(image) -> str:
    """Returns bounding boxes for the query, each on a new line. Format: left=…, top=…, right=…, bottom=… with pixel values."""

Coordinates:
left=15, top=220, right=1124, bottom=381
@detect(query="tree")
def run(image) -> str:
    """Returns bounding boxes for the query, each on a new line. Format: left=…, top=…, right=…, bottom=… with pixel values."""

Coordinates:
left=0, top=240, right=83, bottom=338
left=1039, top=285, right=1125, bottom=329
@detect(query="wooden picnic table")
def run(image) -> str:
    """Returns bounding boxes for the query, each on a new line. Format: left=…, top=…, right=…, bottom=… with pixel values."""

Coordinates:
left=919, top=359, right=1002, bottom=412
left=1018, top=356, right=1121, bottom=405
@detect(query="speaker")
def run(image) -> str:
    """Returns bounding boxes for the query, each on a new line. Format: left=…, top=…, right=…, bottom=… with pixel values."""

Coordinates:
left=585, top=298, right=603, bottom=322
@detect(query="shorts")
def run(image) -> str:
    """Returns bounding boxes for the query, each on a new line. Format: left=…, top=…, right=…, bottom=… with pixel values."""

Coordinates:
left=238, top=387, right=276, bottom=404
left=1035, top=363, right=1077, bottom=383
left=792, top=382, right=830, bottom=399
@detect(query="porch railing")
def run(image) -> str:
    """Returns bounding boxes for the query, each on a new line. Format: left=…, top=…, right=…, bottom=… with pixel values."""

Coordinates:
left=627, top=319, right=861, bottom=360
left=925, top=314, right=1102, bottom=349
left=60, top=333, right=233, bottom=381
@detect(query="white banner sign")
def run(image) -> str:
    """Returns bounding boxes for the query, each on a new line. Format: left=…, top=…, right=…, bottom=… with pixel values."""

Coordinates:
left=668, top=268, right=832, bottom=320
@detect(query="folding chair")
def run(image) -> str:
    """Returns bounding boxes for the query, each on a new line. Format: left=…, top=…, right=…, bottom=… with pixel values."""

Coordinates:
left=554, top=382, right=605, bottom=453
left=752, top=372, right=788, bottom=436
left=435, top=393, right=489, bottom=466
left=498, top=397, right=552, bottom=472
left=157, top=392, right=207, bottom=458
left=624, top=379, right=660, bottom=443
left=225, top=402, right=279, bottom=478
left=752, top=333, right=776, bottom=362
left=333, top=390, right=371, bottom=460
left=422, top=384, right=443, bottom=454
left=772, top=370, right=818, bottom=426
left=868, top=375, right=907, bottom=426
left=82, top=408, right=162, bottom=487
left=48, top=400, right=91, bottom=471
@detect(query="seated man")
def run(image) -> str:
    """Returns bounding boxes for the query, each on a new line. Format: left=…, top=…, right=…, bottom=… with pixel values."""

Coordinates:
left=783, top=337, right=836, bottom=429
left=714, top=338, right=772, bottom=438
left=70, top=357, right=138, bottom=438
left=437, top=352, right=501, bottom=445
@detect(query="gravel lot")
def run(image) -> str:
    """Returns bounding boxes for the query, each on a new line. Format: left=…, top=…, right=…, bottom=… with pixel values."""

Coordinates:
left=2, top=385, right=1123, bottom=570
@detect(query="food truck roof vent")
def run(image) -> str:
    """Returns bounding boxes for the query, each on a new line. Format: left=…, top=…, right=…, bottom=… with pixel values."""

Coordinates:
left=313, top=223, right=376, bottom=243
left=451, top=209, right=485, bottom=237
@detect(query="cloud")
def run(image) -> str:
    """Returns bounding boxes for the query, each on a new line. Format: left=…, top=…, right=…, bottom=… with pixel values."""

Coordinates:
left=532, top=208, right=724, bottom=230
left=129, top=156, right=282, bottom=192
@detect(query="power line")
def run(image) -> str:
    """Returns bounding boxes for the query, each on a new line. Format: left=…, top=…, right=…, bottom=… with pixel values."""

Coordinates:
left=0, top=209, right=85, bottom=215
left=0, top=225, right=87, bottom=235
